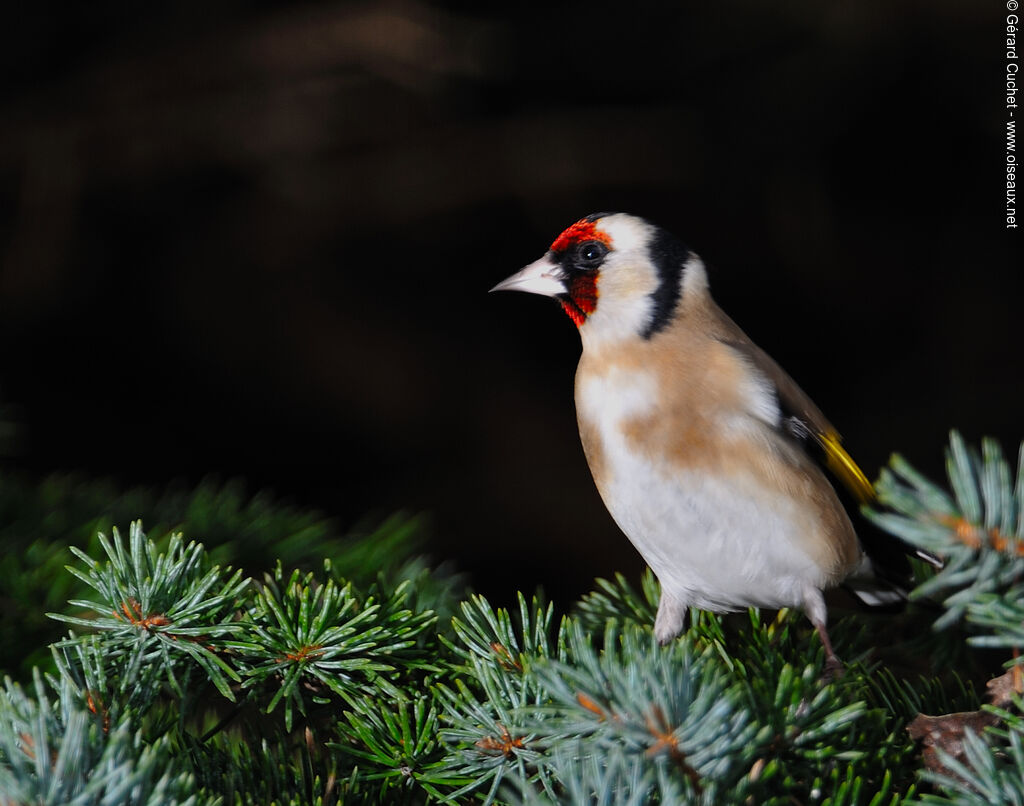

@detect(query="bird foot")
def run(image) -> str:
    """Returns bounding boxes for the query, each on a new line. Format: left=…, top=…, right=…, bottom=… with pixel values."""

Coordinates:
left=822, top=653, right=845, bottom=681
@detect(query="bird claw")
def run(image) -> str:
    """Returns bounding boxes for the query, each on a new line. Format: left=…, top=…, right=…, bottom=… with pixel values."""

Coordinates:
left=822, top=653, right=845, bottom=681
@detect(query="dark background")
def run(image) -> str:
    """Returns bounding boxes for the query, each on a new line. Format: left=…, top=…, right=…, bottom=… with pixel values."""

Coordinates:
left=0, top=1, right=1017, bottom=604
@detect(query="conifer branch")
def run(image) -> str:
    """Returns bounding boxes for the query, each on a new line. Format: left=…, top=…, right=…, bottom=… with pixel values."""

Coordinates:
left=0, top=432, right=1021, bottom=803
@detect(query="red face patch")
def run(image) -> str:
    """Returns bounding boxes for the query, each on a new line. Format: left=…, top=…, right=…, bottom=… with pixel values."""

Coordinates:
left=558, top=272, right=598, bottom=327
left=549, top=218, right=612, bottom=254
left=549, top=217, right=610, bottom=328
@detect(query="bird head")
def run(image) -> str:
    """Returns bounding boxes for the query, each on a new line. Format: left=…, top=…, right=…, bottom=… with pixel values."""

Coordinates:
left=491, top=213, right=698, bottom=347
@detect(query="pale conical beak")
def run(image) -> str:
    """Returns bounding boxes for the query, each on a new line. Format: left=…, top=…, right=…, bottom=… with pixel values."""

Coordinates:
left=489, top=256, right=566, bottom=298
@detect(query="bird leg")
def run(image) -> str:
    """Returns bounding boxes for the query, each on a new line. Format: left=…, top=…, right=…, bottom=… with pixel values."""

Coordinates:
left=813, top=620, right=844, bottom=677
left=803, top=586, right=843, bottom=676
left=654, top=589, right=687, bottom=644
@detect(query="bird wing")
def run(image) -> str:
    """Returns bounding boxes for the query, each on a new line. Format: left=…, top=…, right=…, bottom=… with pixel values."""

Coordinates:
left=705, top=305, right=941, bottom=589
left=720, top=334, right=875, bottom=503
left=705, top=307, right=871, bottom=496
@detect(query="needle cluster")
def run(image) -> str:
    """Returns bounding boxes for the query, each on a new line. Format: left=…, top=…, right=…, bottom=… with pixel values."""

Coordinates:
left=0, top=432, right=1021, bottom=804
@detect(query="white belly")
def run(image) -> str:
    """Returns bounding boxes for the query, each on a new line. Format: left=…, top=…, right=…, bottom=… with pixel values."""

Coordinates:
left=578, top=367, right=831, bottom=613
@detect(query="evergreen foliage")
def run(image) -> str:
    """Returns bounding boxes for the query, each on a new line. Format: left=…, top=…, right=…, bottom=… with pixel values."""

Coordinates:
left=0, top=431, right=1021, bottom=804
left=0, top=471, right=429, bottom=677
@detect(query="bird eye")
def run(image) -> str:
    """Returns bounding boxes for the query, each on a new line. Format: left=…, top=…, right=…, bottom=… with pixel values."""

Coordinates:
left=575, top=240, right=608, bottom=269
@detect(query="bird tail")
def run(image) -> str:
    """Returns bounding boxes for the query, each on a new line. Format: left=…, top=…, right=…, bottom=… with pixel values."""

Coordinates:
left=816, top=429, right=943, bottom=609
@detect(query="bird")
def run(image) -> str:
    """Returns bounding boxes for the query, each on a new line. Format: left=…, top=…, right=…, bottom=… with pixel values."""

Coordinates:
left=491, top=212, right=937, bottom=670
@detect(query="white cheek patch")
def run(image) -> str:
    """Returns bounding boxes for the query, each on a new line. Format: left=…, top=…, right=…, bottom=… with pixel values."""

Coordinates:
left=575, top=229, right=662, bottom=350
left=580, top=279, right=657, bottom=351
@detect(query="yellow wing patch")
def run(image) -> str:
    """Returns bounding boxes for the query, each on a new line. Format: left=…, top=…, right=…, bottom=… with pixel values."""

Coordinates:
left=819, top=430, right=875, bottom=504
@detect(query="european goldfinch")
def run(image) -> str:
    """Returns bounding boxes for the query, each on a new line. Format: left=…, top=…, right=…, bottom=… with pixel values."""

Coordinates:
left=492, top=212, right=934, bottom=668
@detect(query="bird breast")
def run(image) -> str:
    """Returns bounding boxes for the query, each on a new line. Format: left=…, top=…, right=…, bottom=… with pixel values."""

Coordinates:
left=574, top=353, right=859, bottom=613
